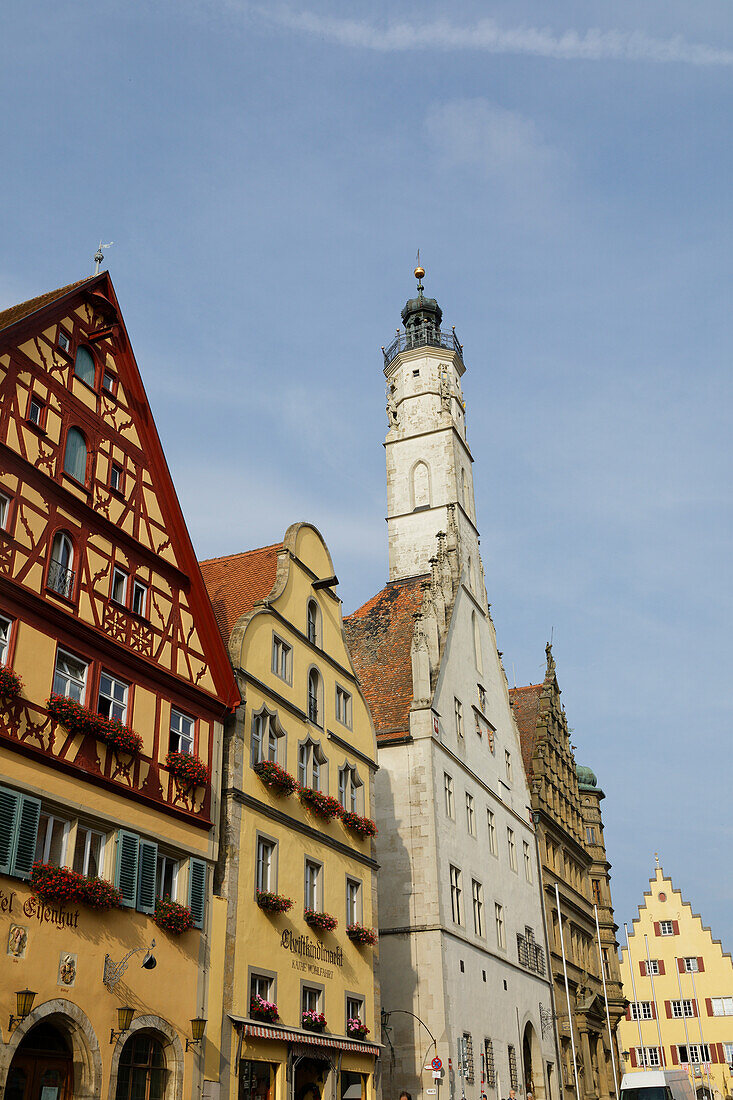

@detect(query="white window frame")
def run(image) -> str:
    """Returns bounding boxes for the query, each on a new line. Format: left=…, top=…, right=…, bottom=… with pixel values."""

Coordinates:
left=53, top=648, right=88, bottom=703
left=34, top=811, right=70, bottom=866
left=272, top=634, right=292, bottom=682
left=671, top=1000, right=695, bottom=1019
left=646, top=959, right=660, bottom=975
left=346, top=877, right=362, bottom=925
left=0, top=614, right=12, bottom=665
left=678, top=1045, right=709, bottom=1065
left=635, top=1048, right=661, bottom=1068
left=444, top=774, right=454, bottom=819
left=454, top=698, right=464, bottom=739
left=58, top=330, right=71, bottom=352
left=72, top=824, right=106, bottom=878
left=507, top=827, right=517, bottom=872
left=251, top=973, right=272, bottom=1003
left=305, top=859, right=322, bottom=911
left=338, top=764, right=362, bottom=813
left=487, top=809, right=497, bottom=856
left=683, top=957, right=699, bottom=973
left=346, top=996, right=364, bottom=1022
left=495, top=903, right=505, bottom=949
left=252, top=710, right=282, bottom=765
left=505, top=750, right=513, bottom=782
left=449, top=865, right=462, bottom=924
left=722, top=1042, right=733, bottom=1066
left=28, top=395, right=44, bottom=426
left=523, top=840, right=533, bottom=882
left=711, top=997, right=733, bottom=1016
left=472, top=879, right=484, bottom=937
left=102, top=369, right=117, bottom=393
left=335, top=685, right=352, bottom=728
left=466, top=792, right=475, bottom=836
left=110, top=462, right=123, bottom=492
left=131, top=579, right=148, bottom=617
left=256, top=837, right=275, bottom=893
left=111, top=566, right=128, bottom=605
left=0, top=492, right=10, bottom=531
left=659, top=919, right=674, bottom=936
left=97, top=671, right=128, bottom=723
left=630, top=1002, right=654, bottom=1021
left=169, top=708, right=194, bottom=754
left=302, top=986, right=321, bottom=1014
left=156, top=853, right=179, bottom=902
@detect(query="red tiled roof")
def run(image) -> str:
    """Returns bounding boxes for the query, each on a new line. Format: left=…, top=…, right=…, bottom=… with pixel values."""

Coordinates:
left=0, top=277, right=96, bottom=333
left=344, top=576, right=426, bottom=742
left=509, top=683, right=543, bottom=781
left=199, top=543, right=282, bottom=645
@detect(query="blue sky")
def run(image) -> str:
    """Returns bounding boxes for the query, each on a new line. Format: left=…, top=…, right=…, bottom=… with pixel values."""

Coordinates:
left=3, top=0, right=732, bottom=947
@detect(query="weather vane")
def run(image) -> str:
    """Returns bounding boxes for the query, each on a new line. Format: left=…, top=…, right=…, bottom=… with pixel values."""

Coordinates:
left=94, top=240, right=114, bottom=275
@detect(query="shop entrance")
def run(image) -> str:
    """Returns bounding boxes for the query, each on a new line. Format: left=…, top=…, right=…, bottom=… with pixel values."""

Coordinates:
left=293, top=1055, right=331, bottom=1100
left=5, top=1023, right=74, bottom=1100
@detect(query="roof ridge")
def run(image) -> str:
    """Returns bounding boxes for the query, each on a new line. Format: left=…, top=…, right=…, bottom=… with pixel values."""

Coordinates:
left=199, top=541, right=283, bottom=566
left=0, top=276, right=98, bottom=333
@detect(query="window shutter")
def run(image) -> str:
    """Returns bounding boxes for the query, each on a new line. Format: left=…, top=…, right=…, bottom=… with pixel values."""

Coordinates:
left=678, top=958, right=686, bottom=974
left=706, top=998, right=713, bottom=1017
left=665, top=1001, right=672, bottom=1019
left=660, top=1049, right=666, bottom=1067
left=12, top=795, right=41, bottom=878
left=672, top=920, right=679, bottom=935
left=658, top=960, right=665, bottom=975
left=116, top=831, right=140, bottom=908
left=697, top=957, right=704, bottom=972
left=137, top=839, right=158, bottom=914
left=710, top=1045, right=718, bottom=1064
left=630, top=1050, right=637, bottom=1068
left=691, top=1001, right=698, bottom=1018
left=717, top=1044, right=725, bottom=1065
left=188, top=857, right=206, bottom=929
left=671, top=1048, right=678, bottom=1066
left=654, top=921, right=661, bottom=936
left=0, top=786, right=20, bottom=875
left=651, top=1002, right=657, bottom=1019
left=626, top=1006, right=632, bottom=1021
left=640, top=961, right=646, bottom=977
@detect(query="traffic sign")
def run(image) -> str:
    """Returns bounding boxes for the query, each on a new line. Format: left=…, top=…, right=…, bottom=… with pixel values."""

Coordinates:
left=432, top=1058, right=443, bottom=1071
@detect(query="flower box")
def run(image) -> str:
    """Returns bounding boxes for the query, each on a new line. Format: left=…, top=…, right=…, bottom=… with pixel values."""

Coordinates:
left=154, top=898, right=195, bottom=934
left=304, top=908, right=338, bottom=932
left=31, top=862, right=122, bottom=911
left=257, top=891, right=294, bottom=913
left=166, top=750, right=208, bottom=789
left=0, top=666, right=23, bottom=699
left=251, top=995, right=279, bottom=1023
left=341, top=811, right=378, bottom=839
left=298, top=787, right=343, bottom=820
left=46, top=694, right=143, bottom=756
left=346, top=923, right=377, bottom=946
left=302, top=1011, right=327, bottom=1031
left=254, top=760, right=298, bottom=796
left=347, top=1018, right=370, bottom=1039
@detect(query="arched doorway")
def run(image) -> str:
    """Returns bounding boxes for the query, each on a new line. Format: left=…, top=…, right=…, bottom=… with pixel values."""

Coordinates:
left=115, top=1032, right=168, bottom=1100
left=5, top=1022, right=74, bottom=1100
left=522, top=1022, right=546, bottom=1100
left=293, top=1054, right=332, bottom=1100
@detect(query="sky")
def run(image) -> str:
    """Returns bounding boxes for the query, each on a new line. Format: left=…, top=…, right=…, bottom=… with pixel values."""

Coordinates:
left=3, top=0, right=732, bottom=948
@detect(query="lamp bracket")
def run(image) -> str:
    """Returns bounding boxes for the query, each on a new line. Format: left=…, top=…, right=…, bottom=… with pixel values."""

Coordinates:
left=103, top=939, right=156, bottom=990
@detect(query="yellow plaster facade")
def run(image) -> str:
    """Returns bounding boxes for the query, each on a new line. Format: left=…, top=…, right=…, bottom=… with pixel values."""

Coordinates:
left=619, top=866, right=733, bottom=1100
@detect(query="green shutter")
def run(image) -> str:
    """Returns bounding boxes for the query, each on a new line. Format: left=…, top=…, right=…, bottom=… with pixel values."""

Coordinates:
left=12, top=796, right=41, bottom=878
left=188, top=858, right=207, bottom=929
left=116, top=831, right=140, bottom=908
left=137, top=840, right=158, bottom=914
left=0, top=786, right=20, bottom=876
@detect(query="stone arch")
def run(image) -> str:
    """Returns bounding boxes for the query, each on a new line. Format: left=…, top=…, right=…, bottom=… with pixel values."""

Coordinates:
left=108, top=1014, right=185, bottom=1100
left=411, top=460, right=431, bottom=511
left=521, top=1018, right=546, bottom=1100
left=0, top=998, right=103, bottom=1100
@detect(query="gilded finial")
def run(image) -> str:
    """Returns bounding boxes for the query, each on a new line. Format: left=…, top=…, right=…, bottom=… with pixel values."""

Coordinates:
left=414, top=248, right=425, bottom=283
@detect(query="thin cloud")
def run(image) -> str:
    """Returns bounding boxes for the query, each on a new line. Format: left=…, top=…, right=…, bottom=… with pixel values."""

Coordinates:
left=247, top=6, right=733, bottom=66
left=425, top=99, right=557, bottom=177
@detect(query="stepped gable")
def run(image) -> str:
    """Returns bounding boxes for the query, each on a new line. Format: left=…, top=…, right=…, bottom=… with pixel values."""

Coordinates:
left=199, top=542, right=282, bottom=645
left=508, top=682, right=543, bottom=781
left=344, top=575, right=426, bottom=743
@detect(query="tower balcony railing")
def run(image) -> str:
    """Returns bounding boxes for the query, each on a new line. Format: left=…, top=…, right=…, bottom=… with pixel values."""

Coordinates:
left=383, top=324, right=464, bottom=369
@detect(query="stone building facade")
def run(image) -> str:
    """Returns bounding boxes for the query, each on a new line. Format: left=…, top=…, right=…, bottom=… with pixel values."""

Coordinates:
left=510, top=649, right=625, bottom=1100
left=346, top=272, right=557, bottom=1100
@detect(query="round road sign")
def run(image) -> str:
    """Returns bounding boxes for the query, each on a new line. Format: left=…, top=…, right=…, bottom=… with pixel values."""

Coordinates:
left=432, top=1058, right=443, bottom=1071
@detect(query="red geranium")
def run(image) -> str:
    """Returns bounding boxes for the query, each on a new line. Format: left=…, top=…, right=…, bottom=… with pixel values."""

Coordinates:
left=0, top=666, right=23, bottom=699
left=154, top=898, right=195, bottom=934
left=342, top=812, right=378, bottom=838
left=298, top=787, right=343, bottom=820
left=166, top=751, right=208, bottom=789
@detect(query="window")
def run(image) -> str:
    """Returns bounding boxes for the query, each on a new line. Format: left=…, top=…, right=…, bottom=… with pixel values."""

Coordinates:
left=634, top=1048, right=661, bottom=1068
left=335, top=685, right=352, bottom=728
left=346, top=878, right=361, bottom=925
left=487, top=810, right=497, bottom=855
left=677, top=1045, right=709, bottom=1065
left=347, top=996, right=364, bottom=1023
left=74, top=346, right=96, bottom=386
left=504, top=751, right=513, bottom=782
left=466, top=792, right=475, bottom=836
left=477, top=684, right=486, bottom=711
left=72, top=825, right=105, bottom=877
left=684, top=957, right=700, bottom=972
left=115, top=1033, right=166, bottom=1100
left=155, top=854, right=178, bottom=901
left=462, top=1033, right=475, bottom=1083
left=252, top=710, right=282, bottom=765
left=111, top=566, right=128, bottom=604
left=508, top=1044, right=518, bottom=1088
left=586, top=826, right=596, bottom=844
left=507, top=828, right=517, bottom=871
left=109, top=461, right=124, bottom=493
left=272, top=635, right=292, bottom=682
left=710, top=998, right=733, bottom=1016
left=302, top=986, right=321, bottom=1014
left=592, top=879, right=601, bottom=905
left=305, top=859, right=321, bottom=910
left=58, top=329, right=70, bottom=352
left=34, top=811, right=69, bottom=866
left=454, top=698, right=464, bottom=739
left=630, top=1002, right=654, bottom=1021
left=63, top=428, right=88, bottom=483
left=131, top=580, right=148, bottom=617
left=659, top=919, right=674, bottom=935
left=0, top=614, right=12, bottom=665
left=723, top=1042, right=733, bottom=1066
left=444, top=774, right=454, bottom=818
left=306, top=600, right=320, bottom=646
left=300, top=741, right=327, bottom=792
left=646, top=959, right=660, bottom=975
left=256, top=837, right=275, bottom=893
left=52, top=648, right=88, bottom=702
left=0, top=492, right=10, bottom=531
left=27, top=395, right=45, bottom=427
left=523, top=841, right=533, bottom=882
left=602, top=948, right=611, bottom=980
left=450, top=865, right=462, bottom=924
left=307, top=668, right=322, bottom=724
left=250, top=973, right=272, bottom=1004
left=102, top=369, right=117, bottom=394
left=98, top=672, right=128, bottom=722
left=495, top=903, right=505, bottom=948
left=472, top=880, right=484, bottom=936
left=0, top=786, right=41, bottom=879
left=484, top=1040, right=495, bottom=1088
left=48, top=531, right=75, bottom=599
left=338, top=765, right=362, bottom=813
left=169, top=709, right=194, bottom=754
left=671, top=1000, right=696, bottom=1018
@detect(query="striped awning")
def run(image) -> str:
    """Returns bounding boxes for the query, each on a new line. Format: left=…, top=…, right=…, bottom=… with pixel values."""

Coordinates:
left=230, top=1017, right=379, bottom=1057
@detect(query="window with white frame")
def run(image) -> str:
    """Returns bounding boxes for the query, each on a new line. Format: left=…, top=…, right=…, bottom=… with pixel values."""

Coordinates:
left=250, top=973, right=273, bottom=1003
left=347, top=996, right=363, bottom=1023
left=48, top=532, right=74, bottom=599
left=131, top=579, right=148, bottom=617
left=659, top=920, right=675, bottom=935
left=487, top=809, right=497, bottom=855
left=0, top=614, right=12, bottom=665
left=302, top=986, right=321, bottom=1014
left=677, top=1045, right=709, bottom=1065
left=305, top=860, right=321, bottom=910
left=34, top=811, right=70, bottom=866
left=72, top=824, right=105, bottom=878
left=505, top=750, right=513, bottom=782
left=58, top=329, right=71, bottom=352
left=629, top=1002, right=654, bottom=1021
left=156, top=854, right=179, bottom=901
left=454, top=698, right=464, bottom=739
left=495, top=903, right=505, bottom=949
left=635, top=1048, right=661, bottom=1068
left=449, top=865, right=462, bottom=924
left=670, top=1000, right=695, bottom=1018
left=169, top=709, right=194, bottom=754
left=102, top=369, right=116, bottom=394
left=252, top=710, right=282, bottom=765
left=53, top=649, right=88, bottom=702
left=97, top=671, right=128, bottom=722
left=523, top=840, right=533, bottom=882
left=110, top=462, right=123, bottom=493
left=28, top=395, right=44, bottom=427
left=0, top=493, right=10, bottom=531
left=256, top=837, right=275, bottom=893
left=646, top=959, right=661, bottom=975
left=507, top=828, right=517, bottom=872
left=683, top=957, right=700, bottom=972
left=335, top=685, right=352, bottom=728
left=723, top=1042, right=733, bottom=1066
left=444, top=774, right=454, bottom=819
left=338, top=765, right=362, bottom=813
left=111, top=566, right=128, bottom=604
left=466, top=792, right=476, bottom=836
left=272, top=635, right=292, bottom=682
left=346, top=878, right=361, bottom=925
left=472, top=879, right=484, bottom=936
left=299, top=740, right=327, bottom=792
left=711, top=997, right=733, bottom=1016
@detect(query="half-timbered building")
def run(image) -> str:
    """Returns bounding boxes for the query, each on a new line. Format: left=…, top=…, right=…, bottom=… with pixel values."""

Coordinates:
left=0, top=273, right=238, bottom=1100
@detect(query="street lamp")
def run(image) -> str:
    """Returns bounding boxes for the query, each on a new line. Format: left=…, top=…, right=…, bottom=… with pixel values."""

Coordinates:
left=186, top=1017, right=207, bottom=1051
left=110, top=1006, right=135, bottom=1044
left=9, top=990, right=37, bottom=1030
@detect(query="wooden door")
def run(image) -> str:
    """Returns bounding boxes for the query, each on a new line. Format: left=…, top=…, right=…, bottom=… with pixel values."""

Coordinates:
left=4, top=1054, right=72, bottom=1100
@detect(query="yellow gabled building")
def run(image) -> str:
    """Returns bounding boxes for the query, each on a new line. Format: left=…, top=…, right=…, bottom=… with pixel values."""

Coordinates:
left=199, top=523, right=380, bottom=1100
left=619, top=863, right=733, bottom=1100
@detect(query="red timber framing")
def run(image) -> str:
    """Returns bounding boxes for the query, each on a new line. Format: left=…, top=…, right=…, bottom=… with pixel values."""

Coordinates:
left=0, top=273, right=238, bottom=827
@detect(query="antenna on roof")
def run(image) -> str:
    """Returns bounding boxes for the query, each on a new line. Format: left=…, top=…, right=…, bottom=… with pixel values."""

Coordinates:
left=93, top=241, right=114, bottom=275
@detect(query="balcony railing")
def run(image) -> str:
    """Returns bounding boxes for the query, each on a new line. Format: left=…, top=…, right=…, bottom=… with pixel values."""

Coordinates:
left=47, top=558, right=75, bottom=599
left=383, top=325, right=464, bottom=369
